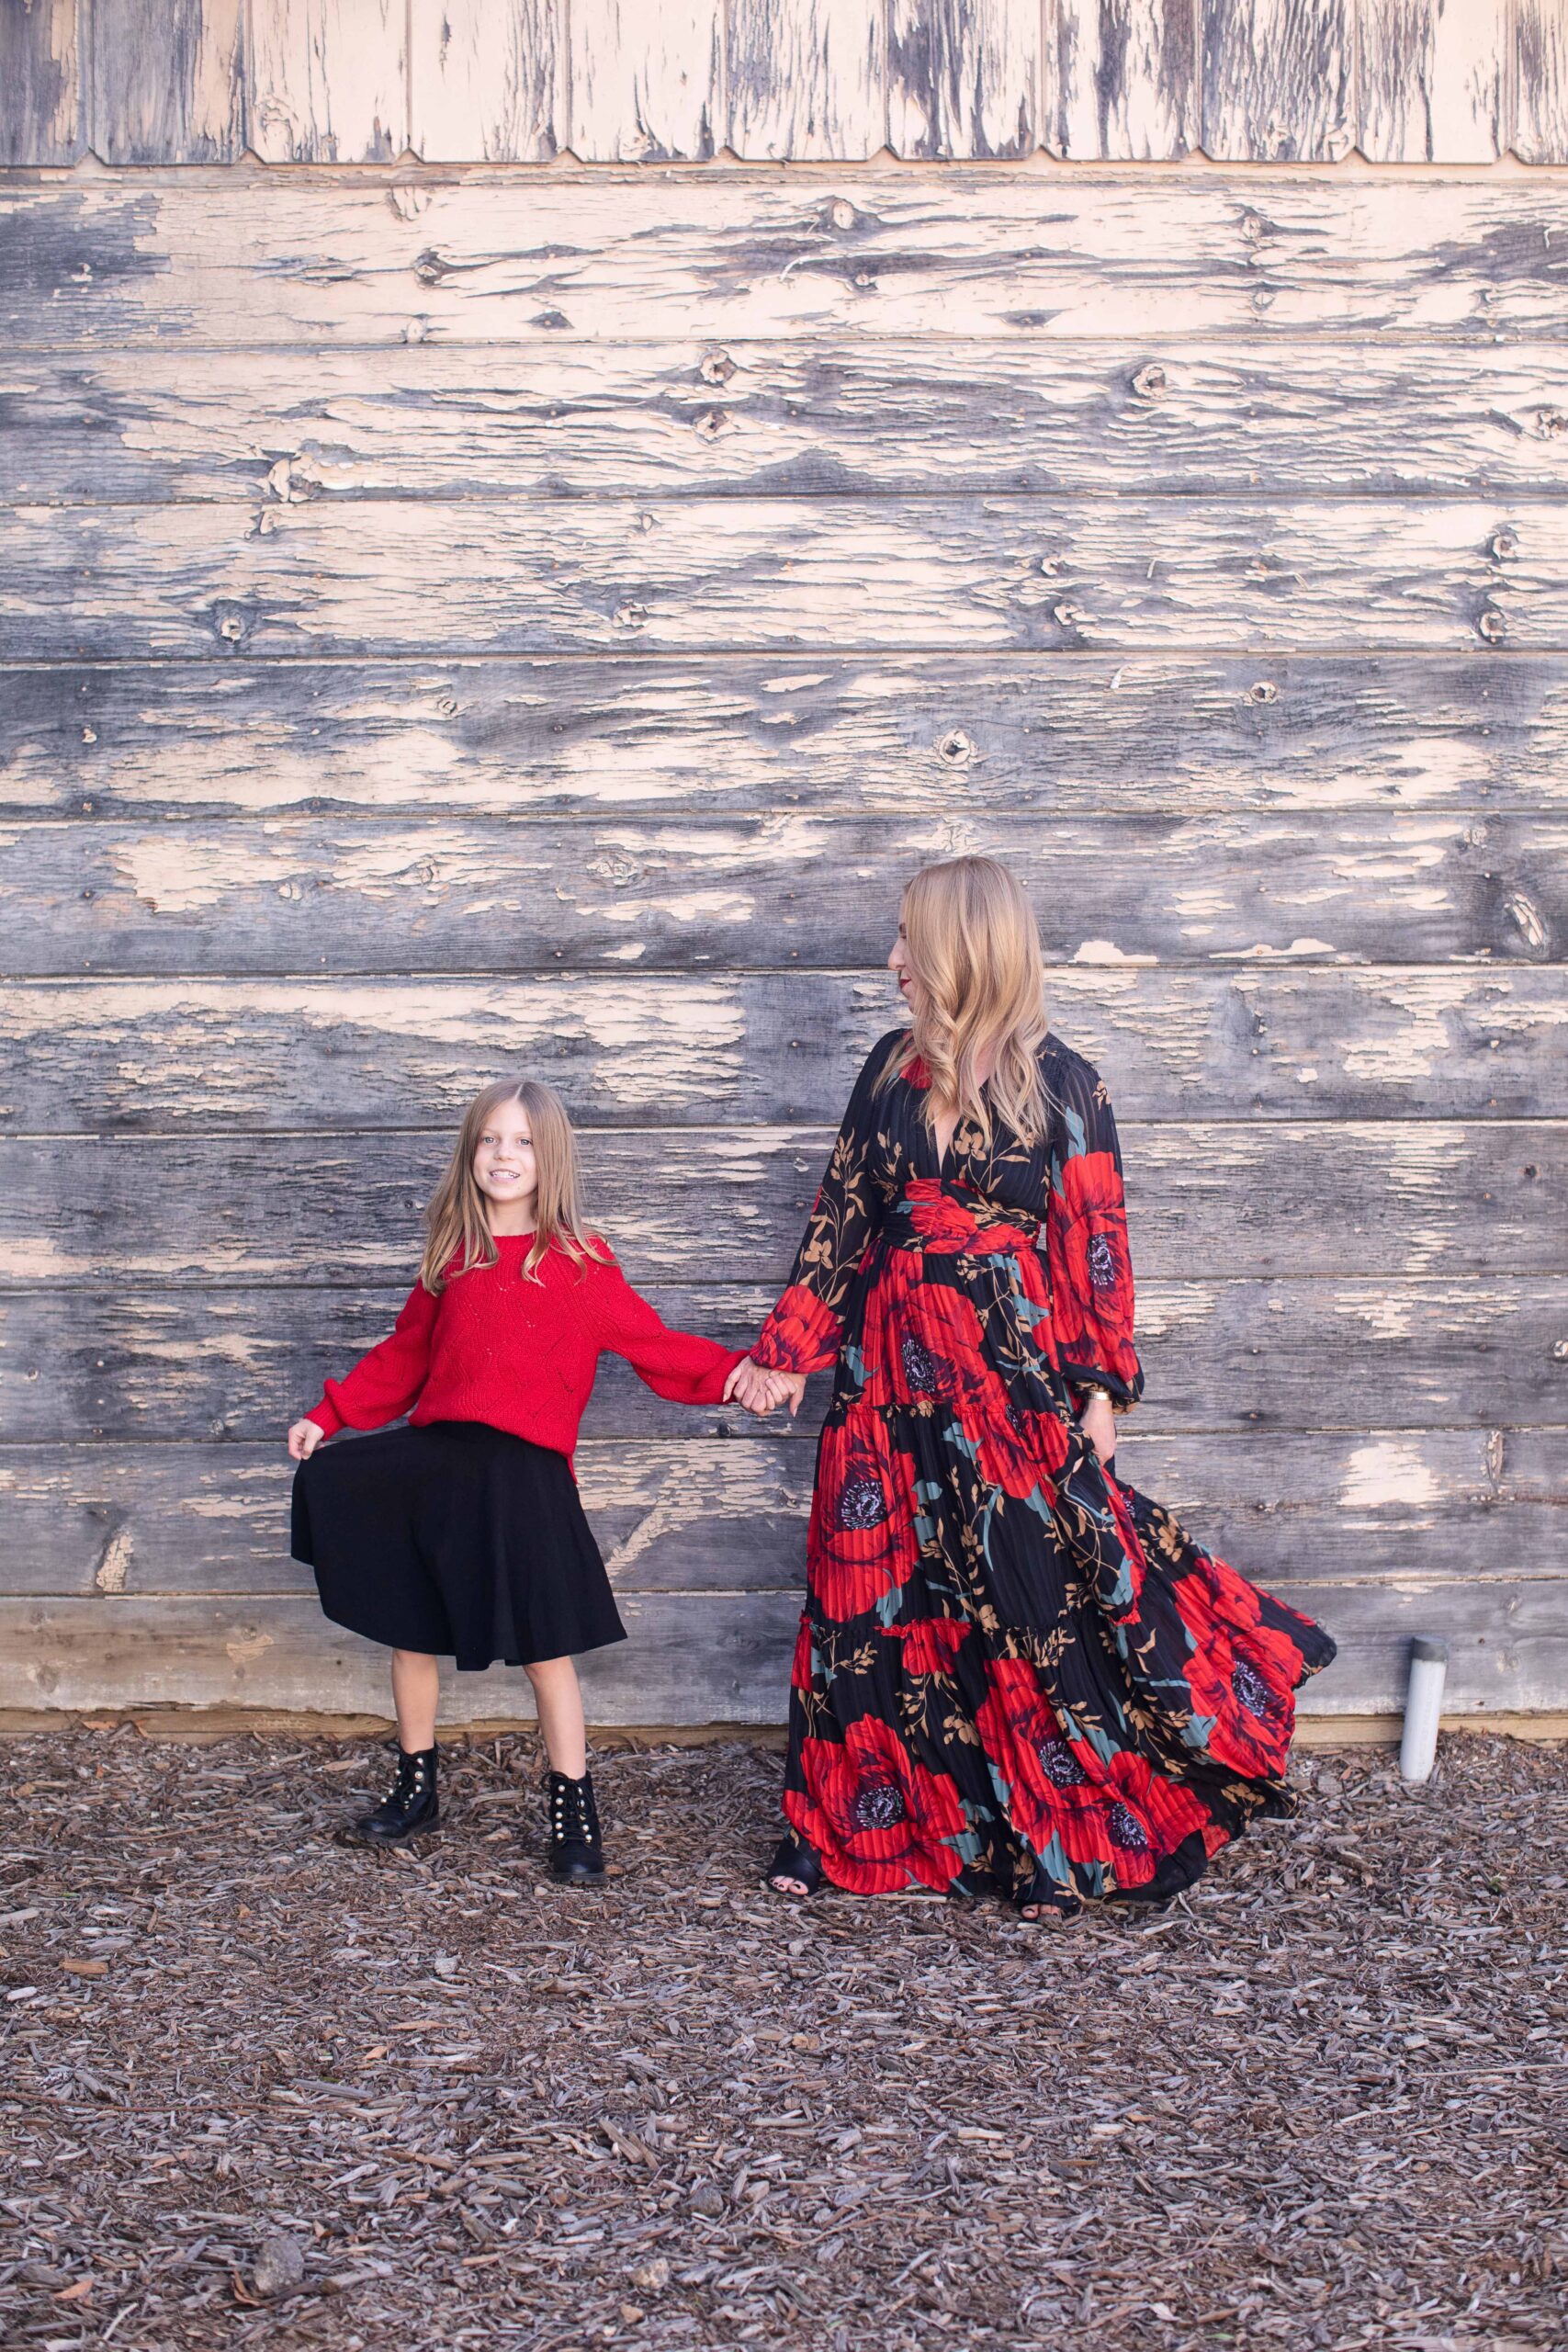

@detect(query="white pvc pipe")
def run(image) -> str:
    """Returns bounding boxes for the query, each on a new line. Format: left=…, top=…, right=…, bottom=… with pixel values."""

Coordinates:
left=1399, top=1635, right=1449, bottom=1783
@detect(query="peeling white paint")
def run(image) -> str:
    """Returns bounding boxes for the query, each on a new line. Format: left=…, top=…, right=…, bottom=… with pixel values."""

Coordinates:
left=1340, top=1442, right=1441, bottom=1511
left=1070, top=940, right=1159, bottom=967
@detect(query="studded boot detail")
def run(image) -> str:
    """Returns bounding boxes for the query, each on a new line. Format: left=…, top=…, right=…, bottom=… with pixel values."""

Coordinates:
left=547, top=1770, right=604, bottom=1881
left=347, top=1746, right=440, bottom=1845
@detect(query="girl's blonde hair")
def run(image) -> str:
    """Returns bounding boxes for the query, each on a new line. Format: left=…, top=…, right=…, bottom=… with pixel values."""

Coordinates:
left=419, top=1080, right=604, bottom=1293
left=885, top=856, right=1050, bottom=1148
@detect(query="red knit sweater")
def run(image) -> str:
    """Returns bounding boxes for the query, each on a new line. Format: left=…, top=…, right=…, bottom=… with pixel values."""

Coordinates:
left=305, top=1235, right=745, bottom=1466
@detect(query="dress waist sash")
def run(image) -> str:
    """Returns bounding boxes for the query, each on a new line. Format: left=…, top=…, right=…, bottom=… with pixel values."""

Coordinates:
left=884, top=1178, right=1042, bottom=1257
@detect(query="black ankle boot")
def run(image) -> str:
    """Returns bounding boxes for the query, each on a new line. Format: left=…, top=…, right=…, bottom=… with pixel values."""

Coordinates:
left=347, top=1747, right=440, bottom=1845
left=547, top=1770, right=604, bottom=1881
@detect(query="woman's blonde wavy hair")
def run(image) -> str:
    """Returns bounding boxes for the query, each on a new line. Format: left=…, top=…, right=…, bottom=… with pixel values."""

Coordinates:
left=884, top=856, right=1050, bottom=1148
left=419, top=1079, right=604, bottom=1293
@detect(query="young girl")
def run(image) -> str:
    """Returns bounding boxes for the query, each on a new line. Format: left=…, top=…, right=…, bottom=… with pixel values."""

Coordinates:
left=288, top=1079, right=753, bottom=1878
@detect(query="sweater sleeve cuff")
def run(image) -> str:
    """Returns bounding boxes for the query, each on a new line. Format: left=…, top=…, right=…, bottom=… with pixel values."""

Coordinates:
left=305, top=1395, right=344, bottom=1439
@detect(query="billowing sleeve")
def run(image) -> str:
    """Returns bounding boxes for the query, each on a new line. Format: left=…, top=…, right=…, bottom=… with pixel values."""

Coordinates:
left=305, top=1279, right=440, bottom=1438
left=1045, top=1052, right=1145, bottom=1411
left=751, top=1036, right=889, bottom=1377
left=584, top=1248, right=747, bottom=1408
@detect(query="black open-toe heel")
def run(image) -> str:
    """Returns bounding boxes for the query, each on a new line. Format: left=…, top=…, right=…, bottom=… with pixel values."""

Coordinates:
left=766, top=1835, right=824, bottom=1898
left=1013, top=1866, right=1082, bottom=1925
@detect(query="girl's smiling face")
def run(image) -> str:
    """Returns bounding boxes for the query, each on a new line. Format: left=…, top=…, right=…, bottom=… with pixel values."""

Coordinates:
left=888, top=917, right=916, bottom=1005
left=472, top=1103, right=538, bottom=1229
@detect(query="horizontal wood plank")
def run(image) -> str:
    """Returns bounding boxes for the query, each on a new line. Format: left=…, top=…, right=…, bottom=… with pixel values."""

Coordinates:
left=3, top=654, right=1563, bottom=820
left=2, top=1427, right=1559, bottom=1599
left=12, top=342, right=1568, bottom=506
left=8, top=177, right=1568, bottom=350
left=5, top=495, right=1559, bottom=661
left=2, top=1579, right=1561, bottom=1718
left=6, top=810, right=1562, bottom=975
left=5, top=1120, right=1561, bottom=1288
left=4, top=1275, right=1562, bottom=1442
left=2, top=967, right=1560, bottom=1130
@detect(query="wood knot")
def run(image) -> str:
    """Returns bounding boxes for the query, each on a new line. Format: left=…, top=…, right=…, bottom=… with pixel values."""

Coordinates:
left=412, top=247, right=453, bottom=287
left=1131, top=364, right=1168, bottom=401
left=1240, top=210, right=1265, bottom=243
left=935, top=729, right=975, bottom=767
left=700, top=350, right=736, bottom=386
left=1488, top=528, right=1519, bottom=561
left=434, top=695, right=457, bottom=718
left=694, top=409, right=730, bottom=440
left=389, top=184, right=433, bottom=221
left=1476, top=607, right=1507, bottom=644
left=614, top=603, right=649, bottom=632
left=1532, top=407, right=1568, bottom=439
left=211, top=602, right=253, bottom=647
left=829, top=198, right=857, bottom=231
left=1247, top=681, right=1279, bottom=705
left=1250, top=288, right=1274, bottom=311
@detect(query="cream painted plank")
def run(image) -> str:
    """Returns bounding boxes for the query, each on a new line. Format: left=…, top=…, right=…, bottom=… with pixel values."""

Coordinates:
left=0, top=1591, right=802, bottom=1724
left=1201, top=0, right=1353, bottom=160
left=89, top=0, right=244, bottom=163
left=11, top=177, right=1568, bottom=348
left=886, top=0, right=1038, bottom=158
left=407, top=0, right=563, bottom=162
left=567, top=0, right=722, bottom=160
left=15, top=342, right=1568, bottom=507
left=247, top=0, right=406, bottom=162
left=1517, top=0, right=1568, bottom=160
left=1358, top=0, right=1508, bottom=164
left=0, top=0, right=81, bottom=162
left=5, top=1276, right=1564, bottom=1441
left=7, top=812, right=1565, bottom=974
left=4, top=1123, right=1562, bottom=1286
left=2, top=968, right=1560, bottom=1131
left=4, top=655, right=1563, bottom=820
left=2, top=1582, right=1562, bottom=1718
left=5, top=496, right=1557, bottom=661
left=726, top=0, right=886, bottom=158
left=1048, top=0, right=1199, bottom=160
left=3, top=1430, right=1556, bottom=1598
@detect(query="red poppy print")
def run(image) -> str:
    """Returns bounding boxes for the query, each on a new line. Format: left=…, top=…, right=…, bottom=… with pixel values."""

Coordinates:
left=753, top=1027, right=1335, bottom=1909
left=790, top=1716, right=967, bottom=1894
left=809, top=1410, right=919, bottom=1623
left=886, top=1617, right=969, bottom=1676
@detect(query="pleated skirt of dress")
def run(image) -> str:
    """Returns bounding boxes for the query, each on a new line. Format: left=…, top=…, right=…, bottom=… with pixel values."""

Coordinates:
left=290, top=1419, right=626, bottom=1670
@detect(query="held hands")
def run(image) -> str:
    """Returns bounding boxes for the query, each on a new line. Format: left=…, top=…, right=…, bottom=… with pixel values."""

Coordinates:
left=724, top=1358, right=807, bottom=1419
left=287, top=1418, right=326, bottom=1461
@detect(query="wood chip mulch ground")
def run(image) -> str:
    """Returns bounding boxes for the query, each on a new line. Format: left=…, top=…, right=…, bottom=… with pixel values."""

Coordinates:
left=2, top=1726, right=1564, bottom=2352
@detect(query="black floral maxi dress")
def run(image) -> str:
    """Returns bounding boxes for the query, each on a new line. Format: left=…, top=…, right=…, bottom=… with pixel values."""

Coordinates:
left=749, top=1030, right=1337, bottom=1912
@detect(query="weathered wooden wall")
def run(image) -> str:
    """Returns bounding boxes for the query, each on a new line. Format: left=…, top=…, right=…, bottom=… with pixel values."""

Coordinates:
left=2, top=5, right=1565, bottom=1727
left=6, top=0, right=1568, bottom=164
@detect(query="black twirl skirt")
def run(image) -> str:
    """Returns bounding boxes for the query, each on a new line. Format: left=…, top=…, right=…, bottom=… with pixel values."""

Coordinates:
left=290, top=1419, right=626, bottom=1671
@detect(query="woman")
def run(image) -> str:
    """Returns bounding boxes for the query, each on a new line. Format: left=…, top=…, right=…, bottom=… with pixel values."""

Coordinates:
left=742, top=856, right=1336, bottom=1918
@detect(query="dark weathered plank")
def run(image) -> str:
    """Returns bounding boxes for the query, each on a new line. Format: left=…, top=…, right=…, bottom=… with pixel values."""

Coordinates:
left=886, top=0, right=1037, bottom=159
left=246, top=0, right=406, bottom=163
left=10, top=177, right=1568, bottom=349
left=1201, top=0, right=1353, bottom=161
left=1358, top=0, right=1507, bottom=164
left=4, top=1275, right=1562, bottom=1442
left=6, top=495, right=1559, bottom=661
left=0, top=1590, right=803, bottom=1723
left=88, top=0, right=245, bottom=163
left=726, top=0, right=886, bottom=159
left=4, top=655, right=1564, bottom=820
left=6, top=810, right=1564, bottom=976
left=14, top=342, right=1568, bottom=506
left=6, top=1120, right=1562, bottom=1289
left=4, top=1428, right=1557, bottom=1600
left=3, top=1579, right=1561, bottom=1718
left=567, top=0, right=721, bottom=160
left=407, top=0, right=564, bottom=162
left=0, top=0, right=81, bottom=164
left=1516, top=0, right=1568, bottom=163
left=1047, top=0, right=1199, bottom=160
left=4, top=967, right=1562, bottom=1132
